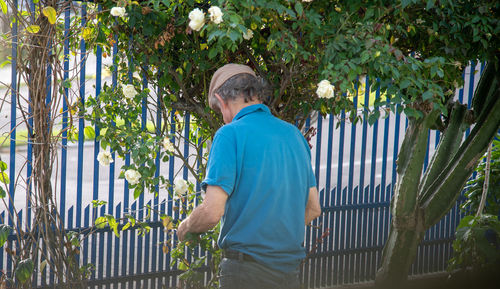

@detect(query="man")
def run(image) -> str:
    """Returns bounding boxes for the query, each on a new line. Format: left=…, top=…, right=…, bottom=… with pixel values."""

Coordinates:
left=177, top=63, right=322, bottom=289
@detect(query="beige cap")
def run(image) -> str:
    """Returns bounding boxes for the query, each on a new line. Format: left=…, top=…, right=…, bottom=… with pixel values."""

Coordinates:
left=208, top=63, right=256, bottom=102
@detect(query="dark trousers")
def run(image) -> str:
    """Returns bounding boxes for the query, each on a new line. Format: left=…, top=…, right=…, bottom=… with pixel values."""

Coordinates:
left=219, top=257, right=300, bottom=289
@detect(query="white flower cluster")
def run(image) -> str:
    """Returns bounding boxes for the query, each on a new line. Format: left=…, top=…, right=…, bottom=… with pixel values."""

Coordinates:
left=174, top=178, right=188, bottom=196
left=188, top=6, right=223, bottom=31
left=188, top=8, right=205, bottom=31
left=97, top=151, right=114, bottom=166
left=125, top=169, right=141, bottom=185
left=110, top=7, right=127, bottom=18
left=162, top=137, right=175, bottom=154
left=122, top=84, right=137, bottom=99
left=316, top=79, right=335, bottom=99
left=243, top=29, right=253, bottom=40
left=208, top=6, right=223, bottom=24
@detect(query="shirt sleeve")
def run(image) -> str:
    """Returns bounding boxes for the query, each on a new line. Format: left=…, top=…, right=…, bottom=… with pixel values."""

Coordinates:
left=201, top=130, right=237, bottom=196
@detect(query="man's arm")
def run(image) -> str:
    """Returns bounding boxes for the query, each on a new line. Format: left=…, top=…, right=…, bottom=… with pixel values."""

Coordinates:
left=305, top=187, right=322, bottom=224
left=177, top=185, right=228, bottom=241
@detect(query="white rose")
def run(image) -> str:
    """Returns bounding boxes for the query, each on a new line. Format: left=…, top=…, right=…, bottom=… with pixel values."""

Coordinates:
left=316, top=79, right=335, bottom=99
left=208, top=6, right=223, bottom=24
left=97, top=151, right=113, bottom=166
left=122, top=84, right=137, bottom=99
left=124, top=169, right=141, bottom=185
left=242, top=29, right=253, bottom=40
left=110, top=7, right=127, bottom=18
left=162, top=138, right=175, bottom=153
left=174, top=178, right=188, bottom=196
left=188, top=8, right=205, bottom=31
left=302, top=0, right=313, bottom=2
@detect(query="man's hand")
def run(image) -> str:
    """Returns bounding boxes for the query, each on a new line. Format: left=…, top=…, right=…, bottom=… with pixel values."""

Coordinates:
left=175, top=185, right=228, bottom=242
left=177, top=218, right=190, bottom=242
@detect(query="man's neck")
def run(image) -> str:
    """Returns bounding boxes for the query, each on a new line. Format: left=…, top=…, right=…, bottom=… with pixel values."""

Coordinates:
left=227, top=99, right=262, bottom=122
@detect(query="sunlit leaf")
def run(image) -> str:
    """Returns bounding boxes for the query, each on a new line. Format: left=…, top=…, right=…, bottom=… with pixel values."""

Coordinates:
left=42, top=6, right=57, bottom=25
left=95, top=216, right=107, bottom=229
left=26, top=25, right=40, bottom=34
left=162, top=216, right=174, bottom=230
left=84, top=126, right=95, bottom=140
left=0, top=161, right=7, bottom=172
left=0, top=0, right=7, bottom=15
left=40, top=259, right=47, bottom=272
left=178, top=259, right=189, bottom=271
left=0, top=172, right=9, bottom=184
left=122, top=222, right=130, bottom=231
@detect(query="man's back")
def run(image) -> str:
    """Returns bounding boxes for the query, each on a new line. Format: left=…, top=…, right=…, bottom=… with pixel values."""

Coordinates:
left=202, top=103, right=316, bottom=273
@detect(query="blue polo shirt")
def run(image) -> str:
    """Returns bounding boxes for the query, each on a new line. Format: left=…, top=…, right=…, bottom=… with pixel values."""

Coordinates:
left=201, top=104, right=316, bottom=273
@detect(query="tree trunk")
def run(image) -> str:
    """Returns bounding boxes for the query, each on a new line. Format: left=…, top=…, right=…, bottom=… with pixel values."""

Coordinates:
left=376, top=60, right=500, bottom=286
left=376, top=221, right=424, bottom=288
left=375, top=115, right=430, bottom=288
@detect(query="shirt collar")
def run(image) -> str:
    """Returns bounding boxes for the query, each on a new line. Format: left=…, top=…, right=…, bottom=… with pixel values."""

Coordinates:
left=233, top=104, right=270, bottom=122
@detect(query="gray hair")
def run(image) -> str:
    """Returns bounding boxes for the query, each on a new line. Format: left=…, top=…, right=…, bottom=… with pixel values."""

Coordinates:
left=210, top=73, right=270, bottom=112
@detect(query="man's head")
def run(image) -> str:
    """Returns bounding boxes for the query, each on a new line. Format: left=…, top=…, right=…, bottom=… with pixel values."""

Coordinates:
left=208, top=64, right=267, bottom=118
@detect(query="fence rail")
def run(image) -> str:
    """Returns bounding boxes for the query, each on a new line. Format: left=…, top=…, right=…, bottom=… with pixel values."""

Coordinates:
left=0, top=1, right=486, bottom=288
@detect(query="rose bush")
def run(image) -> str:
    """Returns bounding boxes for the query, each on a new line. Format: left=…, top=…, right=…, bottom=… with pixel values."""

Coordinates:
left=81, top=0, right=499, bottom=287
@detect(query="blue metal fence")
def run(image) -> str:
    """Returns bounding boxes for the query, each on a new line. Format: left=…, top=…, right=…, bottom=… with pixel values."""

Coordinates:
left=0, top=2, right=486, bottom=288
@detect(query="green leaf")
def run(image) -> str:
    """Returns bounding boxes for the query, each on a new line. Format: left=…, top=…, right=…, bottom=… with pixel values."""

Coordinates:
left=0, top=0, right=7, bottom=15
left=0, top=59, right=11, bottom=68
left=294, top=2, right=303, bottom=17
left=15, top=259, right=34, bottom=283
left=26, top=25, right=40, bottom=34
left=400, top=79, right=411, bottom=89
left=422, top=90, right=433, bottom=100
left=228, top=30, right=240, bottom=42
left=95, top=216, right=107, bottom=229
left=0, top=224, right=12, bottom=247
left=178, top=260, right=189, bottom=271
left=62, top=79, right=72, bottom=88
left=122, top=222, right=130, bottom=231
left=42, top=6, right=57, bottom=25
left=84, top=126, right=96, bottom=140
left=0, top=172, right=9, bottom=184
left=0, top=161, right=5, bottom=172
left=133, top=187, right=141, bottom=199
left=106, top=215, right=120, bottom=237
left=208, top=47, right=218, bottom=59
left=0, top=186, right=5, bottom=198
left=426, top=0, right=435, bottom=10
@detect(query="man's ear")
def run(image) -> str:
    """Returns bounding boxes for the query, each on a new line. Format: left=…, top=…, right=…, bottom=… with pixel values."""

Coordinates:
left=214, top=93, right=227, bottom=110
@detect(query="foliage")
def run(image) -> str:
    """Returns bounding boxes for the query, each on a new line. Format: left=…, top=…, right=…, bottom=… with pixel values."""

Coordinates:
left=81, top=0, right=499, bottom=287
left=448, top=214, right=500, bottom=273
left=169, top=185, right=221, bottom=288
left=462, top=134, right=500, bottom=216
left=1, top=0, right=498, bottom=287
left=0, top=1, right=103, bottom=287
left=448, top=134, right=500, bottom=278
